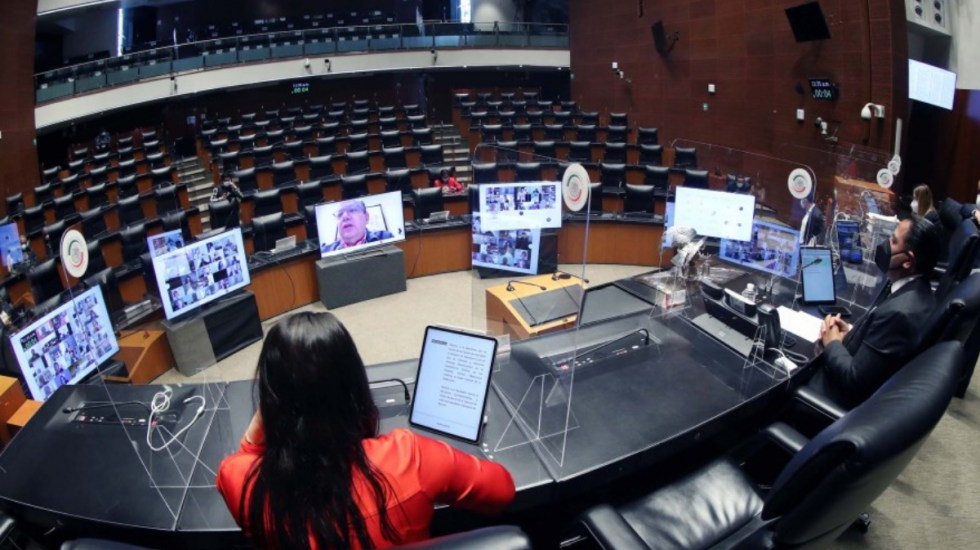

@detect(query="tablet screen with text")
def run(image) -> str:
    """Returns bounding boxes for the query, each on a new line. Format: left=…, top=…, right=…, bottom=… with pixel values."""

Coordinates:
left=409, top=326, right=498, bottom=444
left=800, top=246, right=836, bottom=304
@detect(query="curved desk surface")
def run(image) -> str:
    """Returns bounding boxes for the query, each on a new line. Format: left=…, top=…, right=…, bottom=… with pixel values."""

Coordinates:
left=0, top=273, right=795, bottom=547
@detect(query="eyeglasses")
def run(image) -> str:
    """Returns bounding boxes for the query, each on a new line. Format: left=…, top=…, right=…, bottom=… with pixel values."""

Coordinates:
left=334, top=204, right=366, bottom=218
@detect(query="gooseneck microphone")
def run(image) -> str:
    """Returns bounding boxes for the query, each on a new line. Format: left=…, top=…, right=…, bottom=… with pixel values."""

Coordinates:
left=506, top=280, right=547, bottom=292
left=552, top=270, right=590, bottom=283
left=800, top=257, right=823, bottom=270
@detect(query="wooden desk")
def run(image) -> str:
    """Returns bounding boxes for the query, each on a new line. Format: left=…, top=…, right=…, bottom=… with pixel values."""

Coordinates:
left=559, top=221, right=667, bottom=265
left=247, top=254, right=319, bottom=321
left=6, top=400, right=42, bottom=439
left=0, top=376, right=27, bottom=444
left=108, top=329, right=176, bottom=385
left=485, top=273, right=583, bottom=340
left=397, top=226, right=472, bottom=276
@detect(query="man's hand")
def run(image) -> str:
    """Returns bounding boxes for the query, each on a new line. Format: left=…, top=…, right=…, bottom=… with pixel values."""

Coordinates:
left=821, top=314, right=846, bottom=347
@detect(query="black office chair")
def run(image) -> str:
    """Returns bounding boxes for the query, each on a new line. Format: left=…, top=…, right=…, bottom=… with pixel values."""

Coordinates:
left=473, top=163, right=499, bottom=185
left=420, top=144, right=444, bottom=167
left=251, top=212, right=288, bottom=253
left=684, top=169, right=710, bottom=189
left=345, top=150, right=370, bottom=176
left=586, top=182, right=604, bottom=212
left=282, top=141, right=305, bottom=163
left=61, top=174, right=81, bottom=195
left=467, top=185, right=480, bottom=215
left=347, top=132, right=369, bottom=153
left=935, top=217, right=980, bottom=302
left=674, top=146, right=699, bottom=169
left=253, top=189, right=283, bottom=218
left=80, top=208, right=107, bottom=239
left=85, top=183, right=108, bottom=209
left=272, top=161, right=296, bottom=188
left=118, top=195, right=144, bottom=227
left=33, top=184, right=53, bottom=206
left=5, top=193, right=24, bottom=216
left=162, top=211, right=192, bottom=242
left=512, top=124, right=533, bottom=143
left=481, top=124, right=503, bottom=144
left=120, top=223, right=148, bottom=264
left=253, top=145, right=275, bottom=168
left=383, top=147, right=408, bottom=170
left=53, top=195, right=77, bottom=220
left=154, top=185, right=180, bottom=215
left=29, top=258, right=63, bottom=305
left=644, top=165, right=670, bottom=193
left=603, top=142, right=627, bottom=164
left=265, top=130, right=285, bottom=147
left=116, top=158, right=136, bottom=180
left=624, top=184, right=656, bottom=214
left=385, top=169, right=413, bottom=197
left=532, top=141, right=557, bottom=165
left=579, top=340, right=963, bottom=550
left=218, top=151, right=239, bottom=175
left=294, top=125, right=314, bottom=142
left=515, top=162, right=543, bottom=183
left=145, top=152, right=166, bottom=170
left=309, top=155, right=335, bottom=181
left=576, top=124, right=597, bottom=142
left=495, top=141, right=519, bottom=166
left=303, top=204, right=319, bottom=245
left=115, top=174, right=138, bottom=198
left=44, top=221, right=68, bottom=253
left=578, top=111, right=599, bottom=125
left=85, top=241, right=107, bottom=274
left=544, top=124, right=565, bottom=141
left=639, top=144, right=663, bottom=166
left=411, top=127, right=434, bottom=146
left=209, top=199, right=240, bottom=230
left=350, top=118, right=370, bottom=135
left=296, top=181, right=324, bottom=210
left=320, top=122, right=342, bottom=139
left=341, top=175, right=369, bottom=200
left=566, top=141, right=592, bottom=164
left=637, top=127, right=659, bottom=145
left=380, top=130, right=402, bottom=149
left=609, top=112, right=628, bottom=127
left=316, top=136, right=338, bottom=156
left=600, top=163, right=626, bottom=195
left=917, top=273, right=980, bottom=397
left=413, top=187, right=445, bottom=220
left=23, top=205, right=46, bottom=237
left=378, top=116, right=398, bottom=132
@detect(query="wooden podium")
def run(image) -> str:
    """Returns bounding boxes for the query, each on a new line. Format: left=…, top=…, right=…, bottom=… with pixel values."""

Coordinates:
left=485, top=273, right=585, bottom=340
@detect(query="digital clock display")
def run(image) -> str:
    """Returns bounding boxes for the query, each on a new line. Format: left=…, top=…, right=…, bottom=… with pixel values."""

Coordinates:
left=809, top=78, right=838, bottom=101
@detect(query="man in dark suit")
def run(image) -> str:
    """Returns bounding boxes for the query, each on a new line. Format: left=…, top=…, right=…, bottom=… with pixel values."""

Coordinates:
left=810, top=215, right=941, bottom=408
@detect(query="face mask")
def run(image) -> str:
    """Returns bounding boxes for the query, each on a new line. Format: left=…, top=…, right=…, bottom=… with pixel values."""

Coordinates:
left=911, top=200, right=919, bottom=212
left=874, top=239, right=908, bottom=274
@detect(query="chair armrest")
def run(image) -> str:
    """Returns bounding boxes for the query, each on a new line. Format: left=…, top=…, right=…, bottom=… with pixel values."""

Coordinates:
left=794, top=385, right=847, bottom=423
left=761, top=421, right=809, bottom=455
left=580, top=504, right=649, bottom=550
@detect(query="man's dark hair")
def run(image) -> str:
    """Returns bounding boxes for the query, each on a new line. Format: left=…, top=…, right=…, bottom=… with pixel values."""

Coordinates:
left=906, top=215, right=942, bottom=275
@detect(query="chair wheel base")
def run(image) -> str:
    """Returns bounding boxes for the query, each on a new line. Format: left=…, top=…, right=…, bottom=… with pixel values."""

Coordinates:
left=849, top=512, right=871, bottom=534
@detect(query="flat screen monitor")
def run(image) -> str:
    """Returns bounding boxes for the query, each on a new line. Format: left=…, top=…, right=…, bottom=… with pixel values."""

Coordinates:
left=836, top=219, right=862, bottom=263
left=661, top=202, right=676, bottom=248
left=11, top=286, right=120, bottom=401
left=800, top=246, right=836, bottom=304
left=152, top=227, right=250, bottom=320
left=673, top=187, right=756, bottom=242
left=719, top=219, right=800, bottom=278
left=478, top=182, right=562, bottom=231
left=409, top=326, right=498, bottom=444
left=0, top=222, right=23, bottom=268
left=909, top=59, right=957, bottom=110
left=147, top=229, right=185, bottom=259
left=315, top=191, right=406, bottom=258
left=470, top=213, right=541, bottom=275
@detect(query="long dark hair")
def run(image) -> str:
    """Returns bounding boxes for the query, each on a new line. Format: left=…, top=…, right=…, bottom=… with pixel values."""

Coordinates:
left=241, top=312, right=401, bottom=549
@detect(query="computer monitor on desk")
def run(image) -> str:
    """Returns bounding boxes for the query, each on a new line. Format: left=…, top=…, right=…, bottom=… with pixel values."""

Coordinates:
left=316, top=191, right=406, bottom=258
left=718, top=219, right=800, bottom=278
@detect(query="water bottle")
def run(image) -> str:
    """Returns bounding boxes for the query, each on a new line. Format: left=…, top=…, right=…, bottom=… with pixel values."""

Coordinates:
left=742, top=283, right=757, bottom=303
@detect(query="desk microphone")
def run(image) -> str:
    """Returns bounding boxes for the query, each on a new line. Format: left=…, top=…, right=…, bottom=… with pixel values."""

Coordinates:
left=800, top=257, right=823, bottom=270
left=369, top=378, right=412, bottom=403
left=552, top=270, right=589, bottom=284
left=507, top=280, right=547, bottom=292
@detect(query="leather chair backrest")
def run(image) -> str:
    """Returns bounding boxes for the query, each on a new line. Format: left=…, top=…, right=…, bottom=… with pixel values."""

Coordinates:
left=252, top=212, right=286, bottom=252
left=765, top=341, right=962, bottom=547
left=921, top=273, right=980, bottom=352
left=936, top=218, right=980, bottom=300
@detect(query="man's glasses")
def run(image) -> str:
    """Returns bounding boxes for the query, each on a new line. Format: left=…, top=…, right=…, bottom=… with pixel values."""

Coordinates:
left=335, top=205, right=366, bottom=219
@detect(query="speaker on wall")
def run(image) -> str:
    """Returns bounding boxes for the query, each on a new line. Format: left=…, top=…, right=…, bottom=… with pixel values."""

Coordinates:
left=785, top=2, right=832, bottom=42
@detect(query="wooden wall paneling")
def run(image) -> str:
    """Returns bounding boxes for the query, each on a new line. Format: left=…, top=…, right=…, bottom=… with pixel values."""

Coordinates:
left=1, top=0, right=40, bottom=212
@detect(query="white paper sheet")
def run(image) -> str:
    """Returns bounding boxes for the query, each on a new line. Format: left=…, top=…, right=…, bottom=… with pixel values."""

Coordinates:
left=777, top=306, right=823, bottom=343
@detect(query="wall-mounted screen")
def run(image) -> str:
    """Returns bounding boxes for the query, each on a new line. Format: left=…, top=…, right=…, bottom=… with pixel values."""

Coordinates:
left=315, top=191, right=406, bottom=258
left=152, top=227, right=250, bottom=320
left=11, top=286, right=120, bottom=401
left=147, top=229, right=185, bottom=258
left=478, top=182, right=562, bottom=231
left=909, top=59, right=957, bottom=110
left=0, top=222, right=23, bottom=268
left=673, top=187, right=756, bottom=242
left=719, top=219, right=800, bottom=278
left=471, top=214, right=540, bottom=275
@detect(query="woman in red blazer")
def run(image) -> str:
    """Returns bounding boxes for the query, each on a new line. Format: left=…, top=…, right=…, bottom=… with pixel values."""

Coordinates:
left=217, top=312, right=515, bottom=549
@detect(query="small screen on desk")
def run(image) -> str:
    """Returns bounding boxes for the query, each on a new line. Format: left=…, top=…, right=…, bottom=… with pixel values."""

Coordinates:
left=719, top=219, right=800, bottom=278
left=478, top=182, right=562, bottom=232
left=673, top=187, right=755, bottom=242
left=470, top=213, right=540, bottom=275
left=800, top=246, right=836, bottom=304
left=409, top=326, right=498, bottom=443
left=11, top=286, right=119, bottom=401
left=151, top=227, right=250, bottom=320
left=315, top=191, right=406, bottom=258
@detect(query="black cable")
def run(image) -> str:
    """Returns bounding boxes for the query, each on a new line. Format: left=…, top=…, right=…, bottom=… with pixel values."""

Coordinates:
left=63, top=400, right=152, bottom=414
left=369, top=378, right=412, bottom=404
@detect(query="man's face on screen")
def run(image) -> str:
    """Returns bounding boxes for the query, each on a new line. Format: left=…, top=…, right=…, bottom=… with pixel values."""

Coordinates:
left=337, top=202, right=369, bottom=244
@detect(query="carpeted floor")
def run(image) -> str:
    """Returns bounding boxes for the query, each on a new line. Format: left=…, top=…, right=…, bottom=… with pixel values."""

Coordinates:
left=152, top=264, right=980, bottom=548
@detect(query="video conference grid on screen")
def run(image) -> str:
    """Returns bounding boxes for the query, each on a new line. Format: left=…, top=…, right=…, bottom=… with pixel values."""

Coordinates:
left=719, top=219, right=801, bottom=278
left=470, top=213, right=540, bottom=275
left=12, top=286, right=120, bottom=401
left=153, top=228, right=250, bottom=320
left=673, top=187, right=756, bottom=242
left=478, top=182, right=562, bottom=232
left=147, top=229, right=185, bottom=259
left=315, top=191, right=406, bottom=259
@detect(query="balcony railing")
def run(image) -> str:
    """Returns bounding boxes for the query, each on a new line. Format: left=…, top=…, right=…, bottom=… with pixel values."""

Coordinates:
left=35, top=21, right=569, bottom=104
